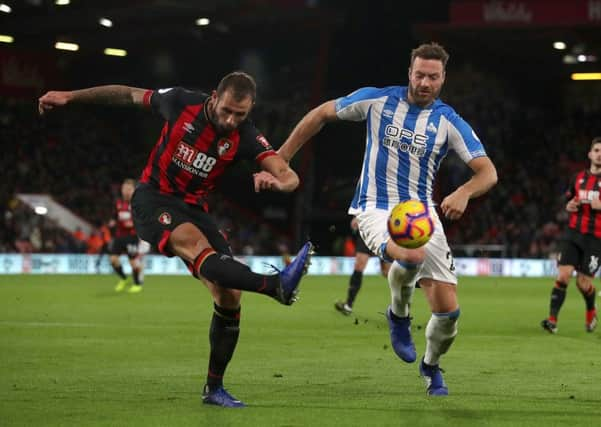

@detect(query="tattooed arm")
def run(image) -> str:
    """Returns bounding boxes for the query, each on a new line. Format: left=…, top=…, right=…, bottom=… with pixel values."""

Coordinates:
left=38, top=85, right=148, bottom=114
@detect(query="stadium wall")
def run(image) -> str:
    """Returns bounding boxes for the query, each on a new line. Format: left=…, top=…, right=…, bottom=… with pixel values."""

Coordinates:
left=0, top=254, right=559, bottom=277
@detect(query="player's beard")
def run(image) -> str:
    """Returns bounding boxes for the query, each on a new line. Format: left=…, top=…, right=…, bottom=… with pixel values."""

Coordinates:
left=408, top=82, right=440, bottom=108
left=207, top=103, right=234, bottom=134
left=216, top=122, right=235, bottom=134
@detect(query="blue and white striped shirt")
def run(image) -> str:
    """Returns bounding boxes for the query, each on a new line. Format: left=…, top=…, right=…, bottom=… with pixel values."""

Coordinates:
left=335, top=86, right=487, bottom=215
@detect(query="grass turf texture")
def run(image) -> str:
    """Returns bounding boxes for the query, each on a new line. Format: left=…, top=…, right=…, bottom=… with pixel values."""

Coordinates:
left=1, top=275, right=600, bottom=426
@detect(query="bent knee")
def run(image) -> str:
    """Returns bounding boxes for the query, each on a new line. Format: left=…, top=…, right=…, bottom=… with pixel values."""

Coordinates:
left=402, top=247, right=426, bottom=264
left=386, top=242, right=426, bottom=265
left=169, top=223, right=210, bottom=260
left=576, top=274, right=592, bottom=287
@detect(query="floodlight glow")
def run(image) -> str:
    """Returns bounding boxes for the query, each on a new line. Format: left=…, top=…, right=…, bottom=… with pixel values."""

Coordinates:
left=571, top=73, right=601, bottom=81
left=553, top=41, right=566, bottom=50
left=34, top=206, right=48, bottom=215
left=0, top=3, right=11, bottom=13
left=577, top=54, right=587, bottom=62
left=195, top=18, right=210, bottom=26
left=55, top=42, right=79, bottom=51
left=55, top=0, right=70, bottom=5
left=99, top=18, right=113, bottom=28
left=104, top=48, right=127, bottom=57
left=0, top=34, right=14, bottom=43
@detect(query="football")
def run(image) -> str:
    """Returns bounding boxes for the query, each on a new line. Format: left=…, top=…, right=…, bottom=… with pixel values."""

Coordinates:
left=387, top=200, right=434, bottom=249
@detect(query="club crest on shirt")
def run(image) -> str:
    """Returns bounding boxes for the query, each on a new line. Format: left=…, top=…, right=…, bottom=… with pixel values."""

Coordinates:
left=158, top=212, right=172, bottom=225
left=217, top=138, right=232, bottom=157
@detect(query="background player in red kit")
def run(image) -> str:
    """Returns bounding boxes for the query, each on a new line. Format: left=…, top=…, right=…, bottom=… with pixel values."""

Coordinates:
left=109, top=178, right=145, bottom=294
left=541, top=137, right=601, bottom=334
left=38, top=71, right=313, bottom=408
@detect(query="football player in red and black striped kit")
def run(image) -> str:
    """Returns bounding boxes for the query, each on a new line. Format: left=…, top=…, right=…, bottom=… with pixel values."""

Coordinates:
left=541, top=137, right=601, bottom=334
left=39, top=71, right=313, bottom=408
left=109, top=178, right=145, bottom=293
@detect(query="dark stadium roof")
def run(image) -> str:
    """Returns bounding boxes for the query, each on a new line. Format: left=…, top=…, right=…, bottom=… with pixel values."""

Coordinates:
left=0, top=0, right=342, bottom=51
left=1, top=0, right=599, bottom=83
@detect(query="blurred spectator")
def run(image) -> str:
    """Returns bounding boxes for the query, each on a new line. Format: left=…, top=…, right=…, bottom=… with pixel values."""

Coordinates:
left=86, top=229, right=104, bottom=254
left=2, top=61, right=600, bottom=257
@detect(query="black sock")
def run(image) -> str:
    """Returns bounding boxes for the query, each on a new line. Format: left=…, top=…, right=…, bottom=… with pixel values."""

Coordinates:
left=194, top=250, right=279, bottom=296
left=132, top=267, right=143, bottom=285
left=112, top=264, right=126, bottom=279
left=579, top=285, right=596, bottom=311
left=347, top=270, right=363, bottom=307
left=550, top=281, right=568, bottom=319
left=206, top=304, right=241, bottom=391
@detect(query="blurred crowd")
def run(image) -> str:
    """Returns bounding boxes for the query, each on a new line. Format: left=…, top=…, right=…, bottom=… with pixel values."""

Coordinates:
left=0, top=91, right=300, bottom=256
left=2, top=64, right=600, bottom=258
left=439, top=65, right=601, bottom=258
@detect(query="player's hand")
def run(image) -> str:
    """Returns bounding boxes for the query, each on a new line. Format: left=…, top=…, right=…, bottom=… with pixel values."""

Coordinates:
left=590, top=198, right=601, bottom=210
left=38, top=91, right=73, bottom=115
left=440, top=188, right=470, bottom=220
left=253, top=171, right=281, bottom=192
left=566, top=197, right=580, bottom=212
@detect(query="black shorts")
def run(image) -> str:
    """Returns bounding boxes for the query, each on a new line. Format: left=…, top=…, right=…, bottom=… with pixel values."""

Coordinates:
left=131, top=183, right=231, bottom=257
left=108, top=235, right=139, bottom=258
left=355, top=233, right=374, bottom=256
left=558, top=228, right=601, bottom=276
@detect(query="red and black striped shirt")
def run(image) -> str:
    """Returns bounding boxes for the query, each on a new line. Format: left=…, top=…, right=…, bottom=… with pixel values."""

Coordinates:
left=140, top=87, right=276, bottom=211
left=114, top=199, right=136, bottom=238
left=567, top=170, right=601, bottom=238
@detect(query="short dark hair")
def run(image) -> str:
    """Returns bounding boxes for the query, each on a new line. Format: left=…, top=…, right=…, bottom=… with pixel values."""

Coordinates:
left=410, top=42, right=450, bottom=69
left=123, top=178, right=136, bottom=186
left=591, top=136, right=601, bottom=149
left=216, top=71, right=257, bottom=102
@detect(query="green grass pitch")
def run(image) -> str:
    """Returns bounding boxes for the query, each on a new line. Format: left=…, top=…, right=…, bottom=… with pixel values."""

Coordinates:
left=1, top=274, right=601, bottom=426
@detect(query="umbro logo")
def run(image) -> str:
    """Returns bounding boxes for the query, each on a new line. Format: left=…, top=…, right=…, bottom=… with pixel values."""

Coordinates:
left=183, top=122, right=195, bottom=134
left=383, top=109, right=394, bottom=118
left=427, top=122, right=438, bottom=133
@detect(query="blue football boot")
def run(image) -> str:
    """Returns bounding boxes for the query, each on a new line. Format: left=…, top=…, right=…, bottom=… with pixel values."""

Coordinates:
left=386, top=306, right=417, bottom=363
left=419, top=358, right=449, bottom=396
left=202, top=385, right=246, bottom=408
left=276, top=241, right=314, bottom=305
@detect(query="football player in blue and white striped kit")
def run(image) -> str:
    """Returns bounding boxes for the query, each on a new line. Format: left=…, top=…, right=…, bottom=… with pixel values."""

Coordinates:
left=279, top=43, right=497, bottom=396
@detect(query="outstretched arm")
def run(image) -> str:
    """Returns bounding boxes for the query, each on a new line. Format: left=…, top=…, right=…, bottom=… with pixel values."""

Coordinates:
left=440, top=156, right=498, bottom=220
left=38, top=85, right=148, bottom=115
left=277, top=100, right=338, bottom=162
left=254, top=154, right=300, bottom=193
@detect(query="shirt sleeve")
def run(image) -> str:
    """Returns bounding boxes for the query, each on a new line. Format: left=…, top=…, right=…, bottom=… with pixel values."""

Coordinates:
left=564, top=174, right=577, bottom=200
left=237, top=121, right=277, bottom=163
left=447, top=112, right=487, bottom=164
left=145, top=87, right=205, bottom=121
left=335, top=87, right=383, bottom=121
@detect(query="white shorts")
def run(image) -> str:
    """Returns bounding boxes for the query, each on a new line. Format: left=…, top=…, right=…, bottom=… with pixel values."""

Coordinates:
left=355, top=208, right=457, bottom=285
